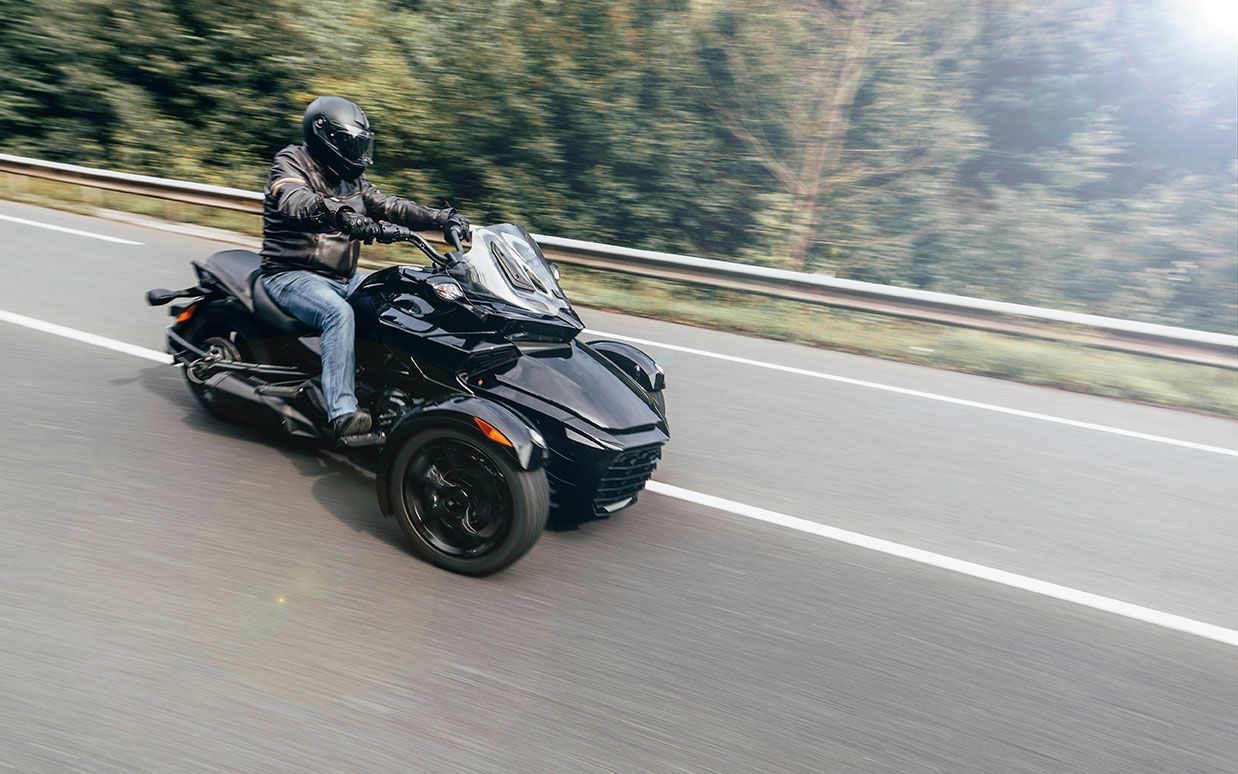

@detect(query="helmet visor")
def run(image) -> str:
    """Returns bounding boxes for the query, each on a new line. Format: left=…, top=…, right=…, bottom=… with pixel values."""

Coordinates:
left=327, top=124, right=374, bottom=166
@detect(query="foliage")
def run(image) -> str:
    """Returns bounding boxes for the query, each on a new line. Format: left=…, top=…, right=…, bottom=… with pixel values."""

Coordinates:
left=0, top=0, right=1234, bottom=332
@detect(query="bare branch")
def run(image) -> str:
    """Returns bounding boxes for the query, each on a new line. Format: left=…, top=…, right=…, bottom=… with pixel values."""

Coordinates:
left=814, top=232, right=915, bottom=249
left=801, top=8, right=876, bottom=196
left=720, top=115, right=805, bottom=193
left=789, top=0, right=841, bottom=26
left=705, top=94, right=804, bottom=193
left=696, top=55, right=806, bottom=193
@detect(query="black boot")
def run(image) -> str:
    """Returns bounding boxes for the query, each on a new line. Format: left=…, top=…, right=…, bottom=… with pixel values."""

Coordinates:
left=332, top=410, right=372, bottom=440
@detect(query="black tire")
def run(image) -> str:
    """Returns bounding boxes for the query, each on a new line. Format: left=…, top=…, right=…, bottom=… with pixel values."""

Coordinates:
left=388, top=427, right=549, bottom=576
left=181, top=309, right=265, bottom=422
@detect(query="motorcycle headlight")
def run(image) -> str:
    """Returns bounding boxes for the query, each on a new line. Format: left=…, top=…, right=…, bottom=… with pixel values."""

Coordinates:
left=428, top=277, right=464, bottom=302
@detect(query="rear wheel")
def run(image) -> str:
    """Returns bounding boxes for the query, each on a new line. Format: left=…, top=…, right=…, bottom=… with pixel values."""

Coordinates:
left=182, top=312, right=264, bottom=421
left=388, top=427, right=548, bottom=575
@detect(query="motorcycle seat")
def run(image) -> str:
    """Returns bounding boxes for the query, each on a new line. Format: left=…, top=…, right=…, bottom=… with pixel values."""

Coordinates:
left=251, top=272, right=316, bottom=337
left=204, top=249, right=262, bottom=309
left=203, top=250, right=313, bottom=336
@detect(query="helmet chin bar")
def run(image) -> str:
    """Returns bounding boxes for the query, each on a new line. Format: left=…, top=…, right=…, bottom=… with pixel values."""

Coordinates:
left=322, top=153, right=369, bottom=182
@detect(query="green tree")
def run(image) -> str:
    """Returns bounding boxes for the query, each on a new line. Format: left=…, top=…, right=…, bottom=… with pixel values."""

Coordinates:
left=0, top=0, right=313, bottom=184
left=692, top=0, right=986, bottom=271
left=319, top=0, right=766, bottom=257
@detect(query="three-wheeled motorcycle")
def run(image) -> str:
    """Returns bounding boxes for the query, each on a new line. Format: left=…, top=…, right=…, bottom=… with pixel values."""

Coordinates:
left=147, top=224, right=668, bottom=575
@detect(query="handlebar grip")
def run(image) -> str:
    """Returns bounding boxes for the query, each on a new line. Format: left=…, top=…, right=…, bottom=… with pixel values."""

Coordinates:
left=445, top=225, right=466, bottom=252
left=375, top=222, right=417, bottom=244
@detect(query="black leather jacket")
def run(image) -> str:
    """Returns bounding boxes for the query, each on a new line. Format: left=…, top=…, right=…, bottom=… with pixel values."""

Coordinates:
left=260, top=144, right=448, bottom=280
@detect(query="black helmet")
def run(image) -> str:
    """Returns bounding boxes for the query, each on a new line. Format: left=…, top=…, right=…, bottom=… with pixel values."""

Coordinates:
left=302, top=96, right=374, bottom=180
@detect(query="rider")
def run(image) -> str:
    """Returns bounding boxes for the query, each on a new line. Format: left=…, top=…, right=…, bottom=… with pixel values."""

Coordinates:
left=260, top=96, right=469, bottom=439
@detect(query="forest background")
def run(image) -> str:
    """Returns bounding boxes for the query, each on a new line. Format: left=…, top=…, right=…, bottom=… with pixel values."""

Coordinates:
left=0, top=0, right=1235, bottom=334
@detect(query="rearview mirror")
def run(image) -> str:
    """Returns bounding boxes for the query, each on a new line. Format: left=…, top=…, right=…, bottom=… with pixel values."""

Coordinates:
left=146, top=288, right=174, bottom=306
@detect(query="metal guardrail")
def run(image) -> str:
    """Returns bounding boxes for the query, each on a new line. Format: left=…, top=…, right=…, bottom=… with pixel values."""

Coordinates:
left=0, top=153, right=263, bottom=213
left=2, top=152, right=1235, bottom=368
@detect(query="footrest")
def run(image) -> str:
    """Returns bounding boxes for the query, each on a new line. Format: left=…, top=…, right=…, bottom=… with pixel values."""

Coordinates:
left=338, top=432, right=386, bottom=448
left=257, top=382, right=306, bottom=397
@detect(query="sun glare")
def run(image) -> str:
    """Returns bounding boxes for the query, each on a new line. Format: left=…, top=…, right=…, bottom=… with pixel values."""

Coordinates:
left=1190, top=0, right=1238, bottom=43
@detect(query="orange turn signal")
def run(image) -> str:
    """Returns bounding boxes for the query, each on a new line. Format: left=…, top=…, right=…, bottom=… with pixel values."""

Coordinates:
left=175, top=303, right=198, bottom=323
left=473, top=417, right=513, bottom=447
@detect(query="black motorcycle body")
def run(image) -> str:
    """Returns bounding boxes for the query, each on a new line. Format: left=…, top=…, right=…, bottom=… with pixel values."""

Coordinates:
left=147, top=224, right=668, bottom=575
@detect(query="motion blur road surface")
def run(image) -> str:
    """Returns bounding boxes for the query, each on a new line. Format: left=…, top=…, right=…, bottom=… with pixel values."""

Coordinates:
left=2, top=200, right=1237, bottom=773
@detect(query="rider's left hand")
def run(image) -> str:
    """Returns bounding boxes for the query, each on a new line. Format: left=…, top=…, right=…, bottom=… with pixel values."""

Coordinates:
left=439, top=209, right=471, bottom=243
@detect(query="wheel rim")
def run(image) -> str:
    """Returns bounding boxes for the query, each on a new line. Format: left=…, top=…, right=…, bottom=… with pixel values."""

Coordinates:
left=187, top=336, right=243, bottom=413
left=401, top=438, right=514, bottom=558
left=187, top=335, right=241, bottom=383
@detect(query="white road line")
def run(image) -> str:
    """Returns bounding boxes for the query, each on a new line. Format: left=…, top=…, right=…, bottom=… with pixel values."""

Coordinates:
left=3, top=308, right=1237, bottom=645
left=0, top=309, right=170, bottom=363
left=586, top=329, right=1238, bottom=457
left=4, top=308, right=1234, bottom=460
left=646, top=481, right=1238, bottom=647
left=0, top=213, right=144, bottom=245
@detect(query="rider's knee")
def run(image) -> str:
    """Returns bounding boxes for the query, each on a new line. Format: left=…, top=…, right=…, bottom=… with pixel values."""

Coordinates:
left=323, top=299, right=354, bottom=331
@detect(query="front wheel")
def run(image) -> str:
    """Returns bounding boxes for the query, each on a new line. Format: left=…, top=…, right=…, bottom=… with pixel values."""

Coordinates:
left=387, top=427, right=549, bottom=576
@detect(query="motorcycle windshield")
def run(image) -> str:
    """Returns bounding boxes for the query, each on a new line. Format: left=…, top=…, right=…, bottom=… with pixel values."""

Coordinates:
left=448, top=224, right=572, bottom=317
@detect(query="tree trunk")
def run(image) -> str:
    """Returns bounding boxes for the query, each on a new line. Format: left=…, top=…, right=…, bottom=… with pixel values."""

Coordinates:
left=786, top=193, right=822, bottom=272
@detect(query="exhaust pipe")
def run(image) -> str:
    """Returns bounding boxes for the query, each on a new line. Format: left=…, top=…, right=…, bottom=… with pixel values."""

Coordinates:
left=197, top=371, right=322, bottom=439
left=197, top=372, right=276, bottom=425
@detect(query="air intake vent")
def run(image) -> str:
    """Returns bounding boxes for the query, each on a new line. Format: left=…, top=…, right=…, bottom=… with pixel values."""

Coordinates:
left=489, top=242, right=536, bottom=292
left=593, top=445, right=662, bottom=513
left=461, top=344, right=519, bottom=377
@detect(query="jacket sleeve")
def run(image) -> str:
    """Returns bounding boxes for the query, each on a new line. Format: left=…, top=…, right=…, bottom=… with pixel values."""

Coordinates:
left=265, top=149, right=342, bottom=229
left=360, top=177, right=446, bottom=230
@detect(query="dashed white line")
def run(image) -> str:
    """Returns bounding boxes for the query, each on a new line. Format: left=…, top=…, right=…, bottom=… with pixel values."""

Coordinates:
left=3, top=308, right=1236, bottom=646
left=646, top=481, right=1238, bottom=647
left=0, top=213, right=144, bottom=245
left=0, top=308, right=170, bottom=363
left=586, top=329, right=1238, bottom=457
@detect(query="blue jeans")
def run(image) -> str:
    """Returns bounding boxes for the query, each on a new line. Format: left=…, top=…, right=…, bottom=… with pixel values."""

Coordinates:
left=262, top=270, right=367, bottom=422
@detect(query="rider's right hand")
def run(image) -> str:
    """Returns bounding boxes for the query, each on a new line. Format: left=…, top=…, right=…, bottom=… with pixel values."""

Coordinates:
left=336, top=209, right=381, bottom=244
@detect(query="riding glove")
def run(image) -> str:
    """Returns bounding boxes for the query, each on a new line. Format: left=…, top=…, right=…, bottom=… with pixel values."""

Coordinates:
left=336, top=209, right=381, bottom=243
left=436, top=208, right=471, bottom=242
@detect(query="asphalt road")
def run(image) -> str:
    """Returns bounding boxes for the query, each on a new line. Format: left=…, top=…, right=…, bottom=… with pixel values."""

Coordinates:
left=1, top=200, right=1236, bottom=773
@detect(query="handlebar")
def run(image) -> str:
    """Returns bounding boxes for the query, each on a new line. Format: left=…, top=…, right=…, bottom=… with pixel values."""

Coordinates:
left=375, top=221, right=470, bottom=268
left=445, top=224, right=467, bottom=252
left=373, top=222, right=456, bottom=268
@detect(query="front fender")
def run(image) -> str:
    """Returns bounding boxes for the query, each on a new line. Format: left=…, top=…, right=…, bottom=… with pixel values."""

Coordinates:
left=587, top=340, right=665, bottom=393
left=376, top=395, right=547, bottom=516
